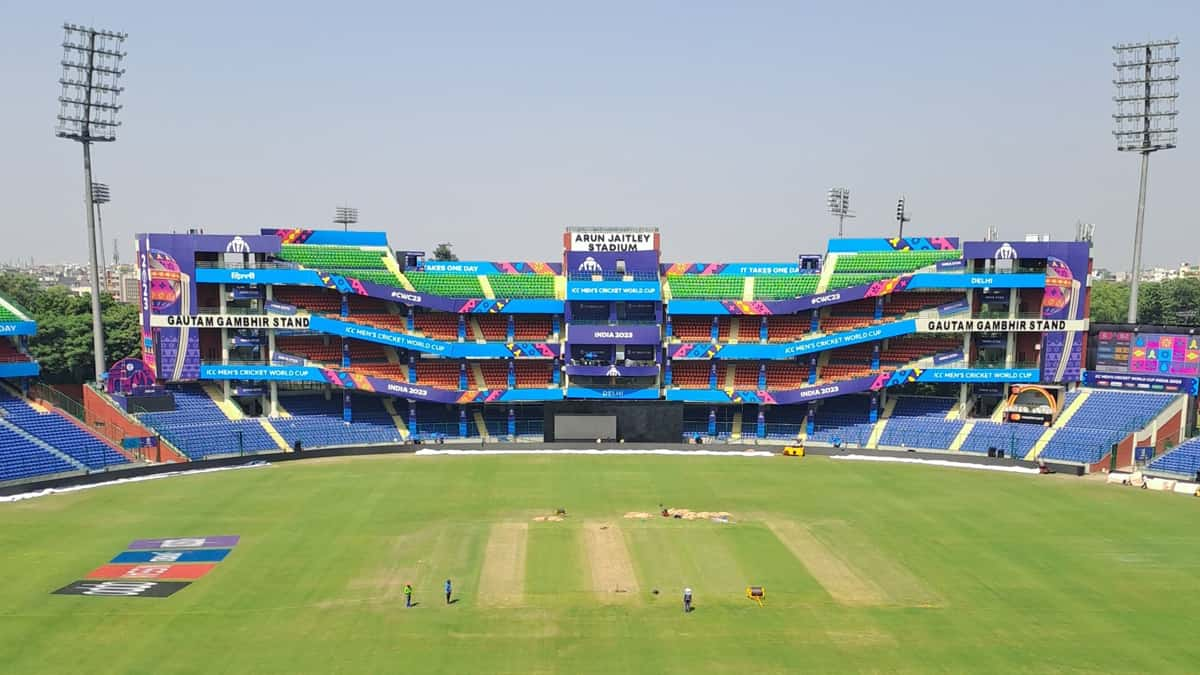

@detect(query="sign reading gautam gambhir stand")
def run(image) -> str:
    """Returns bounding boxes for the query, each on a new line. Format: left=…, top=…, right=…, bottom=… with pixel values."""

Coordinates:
left=149, top=314, right=310, bottom=329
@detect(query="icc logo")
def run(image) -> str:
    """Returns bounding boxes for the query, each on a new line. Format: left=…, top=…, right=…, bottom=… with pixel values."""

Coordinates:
left=993, top=243, right=1018, bottom=261
left=605, top=365, right=621, bottom=377
left=225, top=236, right=251, bottom=253
left=577, top=256, right=602, bottom=273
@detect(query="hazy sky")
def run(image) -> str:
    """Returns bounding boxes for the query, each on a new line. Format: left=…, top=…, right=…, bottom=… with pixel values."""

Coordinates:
left=1, top=1, right=1195, bottom=270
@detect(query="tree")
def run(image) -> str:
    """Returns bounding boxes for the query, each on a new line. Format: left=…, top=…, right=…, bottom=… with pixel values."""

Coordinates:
left=1089, top=277, right=1200, bottom=326
left=432, top=242, right=458, bottom=262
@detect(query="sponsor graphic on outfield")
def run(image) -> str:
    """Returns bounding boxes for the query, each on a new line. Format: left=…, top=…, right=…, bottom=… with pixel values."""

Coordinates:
left=54, top=535, right=240, bottom=598
left=53, top=580, right=193, bottom=598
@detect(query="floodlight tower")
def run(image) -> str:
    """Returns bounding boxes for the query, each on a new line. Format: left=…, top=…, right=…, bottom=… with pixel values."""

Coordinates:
left=895, top=196, right=911, bottom=238
left=1113, top=39, right=1180, bottom=323
left=334, top=206, right=359, bottom=231
left=826, top=187, right=854, bottom=237
left=56, top=23, right=128, bottom=382
left=92, top=182, right=110, bottom=288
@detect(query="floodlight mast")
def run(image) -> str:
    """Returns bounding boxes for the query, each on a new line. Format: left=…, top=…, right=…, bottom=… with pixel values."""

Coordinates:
left=1113, top=39, right=1179, bottom=323
left=895, top=196, right=910, bottom=238
left=334, top=206, right=359, bottom=232
left=56, top=23, right=128, bottom=383
left=826, top=187, right=854, bottom=238
left=92, top=182, right=111, bottom=288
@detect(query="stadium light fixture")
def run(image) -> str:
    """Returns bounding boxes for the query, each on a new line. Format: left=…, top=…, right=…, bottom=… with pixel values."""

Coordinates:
left=334, top=206, right=359, bottom=232
left=826, top=187, right=854, bottom=238
left=56, top=23, right=128, bottom=383
left=92, top=182, right=110, bottom=288
left=1113, top=39, right=1180, bottom=323
left=895, top=196, right=911, bottom=238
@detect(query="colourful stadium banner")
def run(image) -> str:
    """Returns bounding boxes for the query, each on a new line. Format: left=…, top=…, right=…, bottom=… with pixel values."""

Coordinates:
left=0, top=321, right=37, bottom=336
left=674, top=320, right=919, bottom=360
left=261, top=228, right=389, bottom=247
left=568, top=230, right=658, bottom=252
left=307, top=315, right=558, bottom=358
left=1081, top=370, right=1199, bottom=396
left=419, top=261, right=559, bottom=275
left=915, top=368, right=1039, bottom=382
left=199, top=365, right=327, bottom=382
left=0, top=361, right=40, bottom=378
left=906, top=273, right=1047, bottom=290
left=565, top=365, right=660, bottom=377
left=196, top=267, right=326, bottom=286
left=565, top=387, right=661, bottom=400
left=150, top=314, right=311, bottom=329
left=567, top=324, right=661, bottom=345
left=661, top=263, right=803, bottom=276
left=915, top=318, right=1087, bottom=333
left=826, top=237, right=960, bottom=253
left=566, top=281, right=662, bottom=301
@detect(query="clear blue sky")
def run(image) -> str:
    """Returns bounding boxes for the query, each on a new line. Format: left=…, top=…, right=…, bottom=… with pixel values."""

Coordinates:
left=1, top=1, right=1195, bottom=269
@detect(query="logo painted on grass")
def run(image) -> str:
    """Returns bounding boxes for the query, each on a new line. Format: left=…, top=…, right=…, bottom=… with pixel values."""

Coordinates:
left=111, top=549, right=231, bottom=564
left=87, top=564, right=217, bottom=581
left=53, top=580, right=192, bottom=598
left=127, top=535, right=240, bottom=550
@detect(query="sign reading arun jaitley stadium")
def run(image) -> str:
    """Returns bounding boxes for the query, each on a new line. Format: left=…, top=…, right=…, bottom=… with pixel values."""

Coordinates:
left=150, top=314, right=311, bottom=329
left=916, top=318, right=1087, bottom=333
left=568, top=230, right=657, bottom=252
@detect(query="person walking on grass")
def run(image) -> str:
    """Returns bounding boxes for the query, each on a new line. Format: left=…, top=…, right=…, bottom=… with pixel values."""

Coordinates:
left=404, top=582, right=413, bottom=608
left=444, top=579, right=453, bottom=605
left=683, top=587, right=693, bottom=613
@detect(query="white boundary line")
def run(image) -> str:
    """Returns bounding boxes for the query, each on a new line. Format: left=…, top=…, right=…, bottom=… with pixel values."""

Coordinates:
left=415, top=448, right=776, bottom=457
left=829, top=454, right=1040, bottom=474
left=0, top=461, right=271, bottom=503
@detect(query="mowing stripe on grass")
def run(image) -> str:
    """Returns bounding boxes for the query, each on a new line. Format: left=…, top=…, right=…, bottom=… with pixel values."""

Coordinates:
left=478, top=522, right=528, bottom=607
left=582, top=522, right=639, bottom=601
left=806, top=520, right=942, bottom=608
left=765, top=519, right=887, bottom=607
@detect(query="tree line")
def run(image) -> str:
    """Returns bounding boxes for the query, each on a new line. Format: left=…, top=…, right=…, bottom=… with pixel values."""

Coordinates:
left=0, top=273, right=141, bottom=384
left=1089, top=278, right=1200, bottom=326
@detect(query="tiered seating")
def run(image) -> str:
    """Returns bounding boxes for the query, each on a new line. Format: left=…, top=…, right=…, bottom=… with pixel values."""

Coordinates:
left=765, top=362, right=810, bottom=389
left=329, top=269, right=404, bottom=286
left=884, top=292, right=963, bottom=316
left=276, top=244, right=389, bottom=270
left=347, top=341, right=386, bottom=362
left=0, top=391, right=127, bottom=471
left=670, top=361, right=710, bottom=389
left=514, top=317, right=553, bottom=341
left=809, top=397, right=874, bottom=445
left=276, top=336, right=339, bottom=363
left=478, top=362, right=509, bottom=389
left=671, top=317, right=712, bottom=341
left=348, top=295, right=387, bottom=313
left=272, top=395, right=403, bottom=447
left=412, top=402, right=470, bottom=438
left=819, top=316, right=876, bottom=333
left=827, top=273, right=894, bottom=290
left=879, top=397, right=962, bottom=449
left=271, top=287, right=340, bottom=314
left=346, top=313, right=407, bottom=332
left=763, top=405, right=807, bottom=440
left=138, top=387, right=278, bottom=459
left=0, top=426, right=77, bottom=482
left=960, top=422, right=1044, bottom=457
left=1148, top=437, right=1200, bottom=476
left=766, top=315, right=811, bottom=342
left=731, top=364, right=761, bottom=389
left=716, top=317, right=732, bottom=342
left=880, top=337, right=961, bottom=366
left=515, top=361, right=554, bottom=388
left=414, top=361, right=461, bottom=388
left=667, top=276, right=743, bottom=299
left=753, top=276, right=819, bottom=299
left=487, top=275, right=555, bottom=298
left=0, top=305, right=20, bottom=322
left=819, top=364, right=873, bottom=381
left=405, top=272, right=484, bottom=297
left=833, top=250, right=961, bottom=273
left=682, top=407, right=708, bottom=437
left=0, top=341, right=31, bottom=362
left=1040, top=390, right=1176, bottom=464
left=413, top=312, right=459, bottom=340
left=475, top=315, right=507, bottom=341
left=348, top=363, right=407, bottom=380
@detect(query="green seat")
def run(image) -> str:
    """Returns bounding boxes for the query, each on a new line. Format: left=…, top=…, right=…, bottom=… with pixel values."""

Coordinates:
left=832, top=250, right=961, bottom=274
left=0, top=305, right=19, bottom=322
left=405, top=271, right=484, bottom=298
left=753, top=276, right=820, bottom=299
left=276, top=244, right=389, bottom=270
left=325, top=269, right=404, bottom=287
left=667, top=276, right=744, bottom=299
left=826, top=273, right=895, bottom=290
left=487, top=275, right=556, bottom=298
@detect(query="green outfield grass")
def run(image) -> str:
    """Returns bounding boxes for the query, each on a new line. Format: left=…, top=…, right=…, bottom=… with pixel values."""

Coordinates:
left=2, top=455, right=1200, bottom=674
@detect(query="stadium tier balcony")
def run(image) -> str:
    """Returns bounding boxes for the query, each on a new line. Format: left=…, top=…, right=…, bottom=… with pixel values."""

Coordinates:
left=486, top=275, right=556, bottom=298
left=884, top=292, right=963, bottom=315
left=137, top=387, right=279, bottom=459
left=347, top=341, right=386, bottom=362
left=514, top=361, right=554, bottom=388
left=1038, top=391, right=1176, bottom=464
left=818, top=364, right=874, bottom=381
left=270, top=287, right=341, bottom=314
left=716, top=317, right=733, bottom=342
left=832, top=250, right=962, bottom=273
left=405, top=271, right=484, bottom=298
left=514, top=317, right=553, bottom=341
left=479, top=362, right=508, bottom=389
left=819, top=315, right=876, bottom=333
left=766, top=316, right=811, bottom=343
left=671, top=317, right=713, bottom=342
left=879, top=397, right=961, bottom=449
left=763, top=405, right=808, bottom=440
left=731, top=364, right=760, bottom=389
left=880, top=337, right=962, bottom=365
left=413, top=313, right=459, bottom=341
left=826, top=273, right=896, bottom=290
left=0, top=391, right=128, bottom=473
left=276, top=336, right=340, bottom=363
left=275, top=244, right=390, bottom=270
left=0, top=426, right=79, bottom=482
left=667, top=276, right=744, bottom=299
left=1148, top=437, right=1200, bottom=476
left=670, top=361, right=711, bottom=389
left=0, top=341, right=32, bottom=363
left=414, top=361, right=461, bottom=388
left=476, top=315, right=508, bottom=341
left=271, top=395, right=403, bottom=448
left=348, top=295, right=388, bottom=313
left=765, top=362, right=810, bottom=389
left=348, top=363, right=407, bottom=380
left=959, top=422, right=1044, bottom=457
left=752, top=276, right=820, bottom=300
left=345, top=313, right=408, bottom=332
left=809, top=397, right=875, bottom=445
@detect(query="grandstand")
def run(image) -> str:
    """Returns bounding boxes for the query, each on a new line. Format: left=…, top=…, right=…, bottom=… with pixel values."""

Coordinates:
left=1148, top=437, right=1200, bottom=477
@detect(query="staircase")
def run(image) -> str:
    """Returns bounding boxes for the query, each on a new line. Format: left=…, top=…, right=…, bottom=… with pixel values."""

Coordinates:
left=0, top=417, right=87, bottom=472
left=990, top=400, right=1007, bottom=423
left=731, top=408, right=744, bottom=441
left=470, top=363, right=487, bottom=389
left=257, top=418, right=289, bottom=451
left=203, top=384, right=244, bottom=420
left=729, top=317, right=741, bottom=344
left=554, top=275, right=567, bottom=300
left=945, top=402, right=962, bottom=420
left=478, top=275, right=495, bottom=299
left=742, top=277, right=755, bottom=302
left=815, top=254, right=839, bottom=293
left=382, top=399, right=411, bottom=440
left=473, top=410, right=489, bottom=439
left=724, top=364, right=736, bottom=390
left=1024, top=428, right=1059, bottom=461
left=1025, top=390, right=1093, bottom=461
left=949, top=421, right=976, bottom=451
left=865, top=420, right=888, bottom=449
left=381, top=254, right=416, bottom=291
left=469, top=318, right=486, bottom=342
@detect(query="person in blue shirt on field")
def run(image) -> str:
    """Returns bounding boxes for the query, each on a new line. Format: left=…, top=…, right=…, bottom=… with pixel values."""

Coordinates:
left=444, top=579, right=453, bottom=605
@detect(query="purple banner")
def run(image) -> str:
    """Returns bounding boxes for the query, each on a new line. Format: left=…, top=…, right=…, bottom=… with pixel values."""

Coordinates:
left=128, top=535, right=241, bottom=550
left=1082, top=370, right=1198, bottom=396
left=357, top=375, right=462, bottom=403
left=272, top=351, right=305, bottom=365
left=1041, top=332, right=1084, bottom=382
left=768, top=374, right=881, bottom=404
left=937, top=300, right=970, bottom=316
left=935, top=258, right=966, bottom=271
left=265, top=301, right=297, bottom=316
left=934, top=351, right=965, bottom=365
left=566, top=250, right=660, bottom=277
left=231, top=286, right=260, bottom=300
left=568, top=324, right=661, bottom=344
left=566, top=364, right=660, bottom=377
left=717, top=276, right=913, bottom=315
